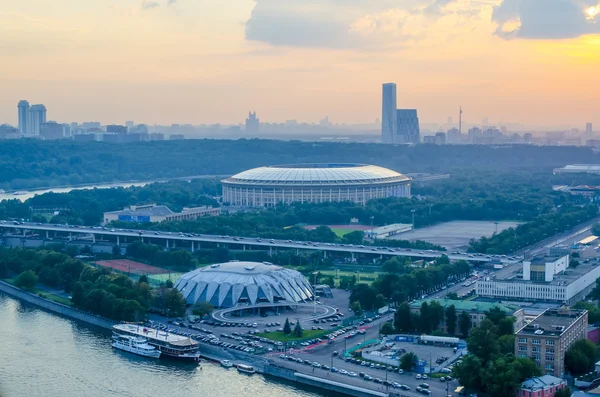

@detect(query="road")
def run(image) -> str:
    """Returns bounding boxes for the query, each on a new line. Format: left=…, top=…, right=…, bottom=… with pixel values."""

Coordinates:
left=0, top=221, right=521, bottom=264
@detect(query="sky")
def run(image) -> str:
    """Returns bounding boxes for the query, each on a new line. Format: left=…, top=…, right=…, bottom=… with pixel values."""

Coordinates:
left=0, top=0, right=599, bottom=128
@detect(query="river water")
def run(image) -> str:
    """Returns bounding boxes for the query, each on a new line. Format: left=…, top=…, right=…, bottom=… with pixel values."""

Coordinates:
left=0, top=294, right=325, bottom=397
left=0, top=182, right=150, bottom=202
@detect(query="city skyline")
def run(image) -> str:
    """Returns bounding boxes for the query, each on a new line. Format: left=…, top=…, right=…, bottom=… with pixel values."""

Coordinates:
left=1, top=0, right=599, bottom=127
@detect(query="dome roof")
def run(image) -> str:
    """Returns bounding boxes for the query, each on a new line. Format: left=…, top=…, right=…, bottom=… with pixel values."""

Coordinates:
left=222, top=163, right=410, bottom=186
left=174, top=261, right=314, bottom=308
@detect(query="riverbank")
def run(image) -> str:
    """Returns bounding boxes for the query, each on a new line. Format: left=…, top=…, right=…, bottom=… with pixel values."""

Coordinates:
left=0, top=281, right=391, bottom=397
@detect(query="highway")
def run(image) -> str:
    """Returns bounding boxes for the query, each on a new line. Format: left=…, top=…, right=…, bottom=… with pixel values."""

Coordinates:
left=0, top=221, right=521, bottom=265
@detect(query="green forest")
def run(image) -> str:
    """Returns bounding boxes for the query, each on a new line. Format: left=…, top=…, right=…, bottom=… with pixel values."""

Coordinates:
left=1, top=139, right=600, bottom=190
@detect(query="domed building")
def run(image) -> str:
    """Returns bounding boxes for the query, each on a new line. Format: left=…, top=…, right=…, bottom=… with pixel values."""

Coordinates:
left=174, top=261, right=314, bottom=308
left=221, top=163, right=411, bottom=207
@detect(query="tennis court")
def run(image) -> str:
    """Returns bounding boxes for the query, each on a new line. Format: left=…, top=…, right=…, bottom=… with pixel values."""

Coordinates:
left=95, top=259, right=168, bottom=275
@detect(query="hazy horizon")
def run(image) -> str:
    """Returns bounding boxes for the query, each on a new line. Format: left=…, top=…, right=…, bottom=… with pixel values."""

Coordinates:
left=1, top=0, right=599, bottom=129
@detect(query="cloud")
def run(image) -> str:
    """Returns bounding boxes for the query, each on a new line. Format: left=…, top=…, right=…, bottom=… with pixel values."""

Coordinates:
left=493, top=0, right=600, bottom=39
left=167, top=0, right=177, bottom=5
left=141, top=0, right=160, bottom=10
left=244, top=0, right=491, bottom=49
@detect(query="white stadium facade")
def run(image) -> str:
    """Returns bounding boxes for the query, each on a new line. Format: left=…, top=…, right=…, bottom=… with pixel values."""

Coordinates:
left=174, top=261, right=314, bottom=308
left=221, top=163, right=411, bottom=207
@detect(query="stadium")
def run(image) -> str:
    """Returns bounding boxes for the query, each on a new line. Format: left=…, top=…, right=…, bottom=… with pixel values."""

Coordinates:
left=174, top=261, right=314, bottom=308
left=221, top=163, right=411, bottom=207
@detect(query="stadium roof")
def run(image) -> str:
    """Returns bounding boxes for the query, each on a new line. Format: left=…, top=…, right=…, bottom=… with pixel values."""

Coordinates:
left=222, top=163, right=411, bottom=186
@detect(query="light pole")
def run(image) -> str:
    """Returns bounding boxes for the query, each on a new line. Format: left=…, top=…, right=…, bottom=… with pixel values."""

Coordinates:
left=312, top=271, right=318, bottom=314
left=411, top=209, right=416, bottom=232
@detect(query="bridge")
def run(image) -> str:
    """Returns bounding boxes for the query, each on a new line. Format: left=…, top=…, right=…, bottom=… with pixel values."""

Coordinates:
left=0, top=221, right=521, bottom=264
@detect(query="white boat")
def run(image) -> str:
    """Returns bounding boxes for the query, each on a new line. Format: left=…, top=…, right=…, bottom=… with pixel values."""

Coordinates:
left=220, top=360, right=234, bottom=368
left=236, top=364, right=256, bottom=374
left=112, top=334, right=161, bottom=358
left=113, top=324, right=201, bottom=362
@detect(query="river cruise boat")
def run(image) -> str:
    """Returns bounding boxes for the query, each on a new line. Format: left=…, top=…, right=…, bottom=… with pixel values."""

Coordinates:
left=220, top=360, right=233, bottom=368
left=113, top=324, right=201, bottom=362
left=112, top=334, right=161, bottom=358
left=236, top=364, right=256, bottom=374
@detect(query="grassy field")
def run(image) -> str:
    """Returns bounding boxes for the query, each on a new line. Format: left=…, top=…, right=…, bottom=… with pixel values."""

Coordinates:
left=2, top=278, right=73, bottom=306
left=330, top=228, right=353, bottom=237
left=256, top=329, right=328, bottom=342
left=318, top=270, right=380, bottom=286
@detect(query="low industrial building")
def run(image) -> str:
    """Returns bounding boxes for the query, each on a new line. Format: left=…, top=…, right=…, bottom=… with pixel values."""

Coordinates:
left=553, top=164, right=600, bottom=175
left=103, top=204, right=220, bottom=224
left=476, top=254, right=600, bottom=304
left=518, top=375, right=567, bottom=397
left=515, top=308, right=588, bottom=377
left=409, top=299, right=524, bottom=334
left=364, top=223, right=413, bottom=239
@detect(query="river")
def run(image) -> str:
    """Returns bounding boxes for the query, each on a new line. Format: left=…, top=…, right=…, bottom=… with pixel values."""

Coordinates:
left=0, top=182, right=151, bottom=202
left=0, top=294, right=326, bottom=397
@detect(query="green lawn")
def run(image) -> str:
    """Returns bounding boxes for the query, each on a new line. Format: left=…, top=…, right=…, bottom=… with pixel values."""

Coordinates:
left=256, top=329, right=329, bottom=342
left=330, top=228, right=354, bottom=237
left=318, top=270, right=380, bottom=286
left=2, top=278, right=73, bottom=306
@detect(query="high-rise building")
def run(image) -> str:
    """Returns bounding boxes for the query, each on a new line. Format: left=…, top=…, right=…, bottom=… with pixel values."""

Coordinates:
left=29, top=104, right=47, bottom=135
left=17, top=100, right=30, bottom=135
left=40, top=122, right=64, bottom=140
left=107, top=125, right=127, bottom=134
left=434, top=132, right=446, bottom=145
left=396, top=109, right=420, bottom=144
left=125, top=121, right=134, bottom=129
left=245, top=111, right=260, bottom=134
left=586, top=122, right=593, bottom=136
left=447, top=128, right=460, bottom=144
left=381, top=83, right=397, bottom=143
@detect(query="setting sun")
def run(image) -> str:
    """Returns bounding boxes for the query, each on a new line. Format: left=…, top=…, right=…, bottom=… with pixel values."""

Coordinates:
left=586, top=6, right=599, bottom=19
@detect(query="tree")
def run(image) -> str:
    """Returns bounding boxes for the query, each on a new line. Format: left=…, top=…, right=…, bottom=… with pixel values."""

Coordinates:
left=14, top=270, right=38, bottom=289
left=162, top=288, right=186, bottom=317
left=459, top=311, right=471, bottom=338
left=419, top=302, right=432, bottom=334
left=574, top=301, right=600, bottom=324
left=400, top=352, right=418, bottom=371
left=283, top=318, right=292, bottom=335
left=446, top=292, right=459, bottom=300
left=380, top=322, right=394, bottom=335
left=71, top=281, right=86, bottom=306
left=497, top=317, right=516, bottom=336
left=165, top=279, right=174, bottom=288
left=112, top=245, right=122, bottom=257
left=138, top=275, right=149, bottom=285
left=565, top=339, right=598, bottom=376
left=467, top=319, right=499, bottom=364
left=454, top=354, right=484, bottom=392
left=428, top=301, right=444, bottom=331
left=569, top=258, right=580, bottom=268
left=382, top=258, right=404, bottom=274
left=498, top=334, right=515, bottom=354
left=446, top=305, right=457, bottom=335
left=555, top=388, right=571, bottom=397
left=293, top=322, right=303, bottom=338
left=592, top=223, right=600, bottom=236
left=394, top=302, right=413, bottom=333
left=350, top=301, right=362, bottom=316
left=484, top=307, right=506, bottom=325
left=192, top=301, right=214, bottom=317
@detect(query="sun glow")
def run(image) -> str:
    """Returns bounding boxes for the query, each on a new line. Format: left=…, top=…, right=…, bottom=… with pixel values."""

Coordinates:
left=585, top=6, right=599, bottom=20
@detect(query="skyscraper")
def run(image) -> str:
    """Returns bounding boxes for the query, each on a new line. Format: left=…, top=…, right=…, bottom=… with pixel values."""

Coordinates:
left=29, top=104, right=47, bottom=135
left=587, top=123, right=593, bottom=136
left=17, top=100, right=30, bottom=135
left=245, top=111, right=260, bottom=134
left=396, top=109, right=420, bottom=144
left=381, top=83, right=397, bottom=143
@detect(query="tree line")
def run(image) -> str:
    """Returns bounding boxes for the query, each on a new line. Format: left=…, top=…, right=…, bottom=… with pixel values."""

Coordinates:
left=2, top=139, right=600, bottom=190
left=0, top=247, right=186, bottom=321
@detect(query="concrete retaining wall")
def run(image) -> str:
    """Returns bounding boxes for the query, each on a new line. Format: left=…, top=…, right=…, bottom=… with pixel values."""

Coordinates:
left=0, top=280, right=116, bottom=330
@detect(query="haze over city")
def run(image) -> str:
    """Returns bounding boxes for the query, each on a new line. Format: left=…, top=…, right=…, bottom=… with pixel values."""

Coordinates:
left=1, top=0, right=599, bottom=128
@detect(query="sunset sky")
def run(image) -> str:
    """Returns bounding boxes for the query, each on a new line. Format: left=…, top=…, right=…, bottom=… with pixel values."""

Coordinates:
left=1, top=0, right=599, bottom=128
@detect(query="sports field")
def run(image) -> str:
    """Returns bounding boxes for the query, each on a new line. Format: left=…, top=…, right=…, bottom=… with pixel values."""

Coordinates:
left=95, top=259, right=168, bottom=275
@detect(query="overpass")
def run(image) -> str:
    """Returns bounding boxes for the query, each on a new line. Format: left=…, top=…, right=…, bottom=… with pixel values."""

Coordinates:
left=0, top=221, right=521, bottom=264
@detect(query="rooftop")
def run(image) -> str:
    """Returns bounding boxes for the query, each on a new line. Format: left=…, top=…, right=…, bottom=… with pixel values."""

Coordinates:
left=492, top=257, right=600, bottom=286
left=409, top=298, right=520, bottom=314
left=106, top=204, right=174, bottom=217
left=199, top=261, right=283, bottom=275
left=516, top=308, right=586, bottom=337
left=521, top=375, right=565, bottom=391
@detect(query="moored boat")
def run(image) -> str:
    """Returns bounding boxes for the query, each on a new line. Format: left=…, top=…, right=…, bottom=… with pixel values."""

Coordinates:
left=236, top=364, right=256, bottom=374
left=220, top=360, right=233, bottom=368
left=112, top=334, right=161, bottom=358
left=112, top=324, right=201, bottom=362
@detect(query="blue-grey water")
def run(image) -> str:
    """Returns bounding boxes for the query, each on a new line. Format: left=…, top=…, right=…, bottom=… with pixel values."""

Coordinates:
left=0, top=294, right=325, bottom=397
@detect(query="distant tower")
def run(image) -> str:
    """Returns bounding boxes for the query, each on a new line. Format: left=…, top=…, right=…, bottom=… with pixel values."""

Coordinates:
left=17, top=100, right=30, bottom=135
left=29, top=104, right=47, bottom=135
left=245, top=111, right=260, bottom=134
left=459, top=106, right=463, bottom=135
left=396, top=109, right=420, bottom=144
left=381, top=83, right=397, bottom=143
left=586, top=122, right=593, bottom=136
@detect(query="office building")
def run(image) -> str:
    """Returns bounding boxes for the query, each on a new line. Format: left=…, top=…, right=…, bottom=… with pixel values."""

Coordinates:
left=586, top=123, right=593, bottom=136
left=423, top=135, right=436, bottom=144
left=435, top=132, right=446, bottom=145
left=447, top=128, right=460, bottom=144
left=107, top=125, right=127, bottom=134
left=410, top=299, right=524, bottom=335
left=468, top=127, right=482, bottom=143
left=40, top=122, right=64, bottom=140
left=17, top=100, right=30, bottom=135
left=125, top=121, right=134, bottom=129
left=523, top=254, right=569, bottom=282
left=0, top=124, right=20, bottom=139
left=169, top=134, right=185, bottom=140
left=149, top=133, right=164, bottom=141
left=477, top=255, right=600, bottom=304
left=29, top=105, right=47, bottom=135
left=103, top=204, right=220, bottom=224
left=396, top=109, right=420, bottom=144
left=245, top=111, right=260, bottom=134
left=524, top=132, right=533, bottom=143
left=381, top=83, right=397, bottom=143
left=518, top=375, right=567, bottom=397
left=515, top=308, right=587, bottom=377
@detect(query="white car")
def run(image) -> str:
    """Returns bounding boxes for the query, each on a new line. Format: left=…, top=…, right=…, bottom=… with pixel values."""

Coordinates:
left=416, top=374, right=422, bottom=379
left=422, top=374, right=428, bottom=379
